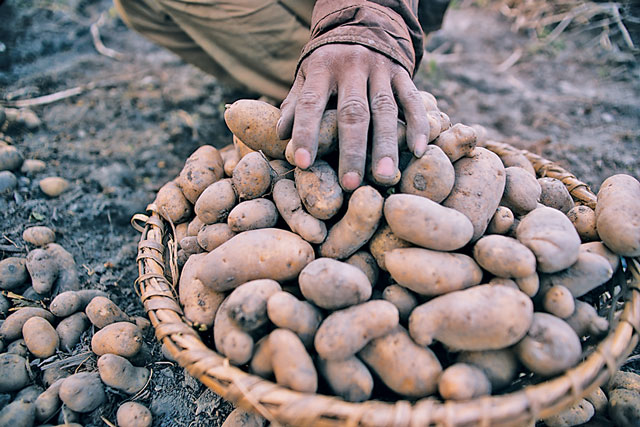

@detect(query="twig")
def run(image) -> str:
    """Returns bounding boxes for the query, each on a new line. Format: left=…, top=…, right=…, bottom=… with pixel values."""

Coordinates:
left=90, top=12, right=126, bottom=61
left=496, top=48, right=523, bottom=73
left=610, top=3, right=635, bottom=49
left=0, top=244, right=24, bottom=253
left=101, top=416, right=118, bottom=427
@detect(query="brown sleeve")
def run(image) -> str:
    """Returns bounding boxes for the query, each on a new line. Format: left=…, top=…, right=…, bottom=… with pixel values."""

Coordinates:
left=297, top=0, right=424, bottom=77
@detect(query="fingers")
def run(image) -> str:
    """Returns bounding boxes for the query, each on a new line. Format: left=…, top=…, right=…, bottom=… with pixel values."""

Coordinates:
left=276, top=74, right=303, bottom=141
left=369, top=68, right=399, bottom=184
left=393, top=71, right=429, bottom=158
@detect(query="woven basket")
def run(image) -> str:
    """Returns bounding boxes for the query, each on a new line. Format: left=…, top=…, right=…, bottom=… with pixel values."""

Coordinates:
left=132, top=141, right=640, bottom=427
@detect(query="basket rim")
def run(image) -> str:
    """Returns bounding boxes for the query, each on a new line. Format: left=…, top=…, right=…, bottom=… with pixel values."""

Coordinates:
left=134, top=141, right=640, bottom=427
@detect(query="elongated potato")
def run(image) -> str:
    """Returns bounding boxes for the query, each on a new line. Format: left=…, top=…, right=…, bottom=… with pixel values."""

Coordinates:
left=26, top=247, right=58, bottom=294
left=382, top=284, right=418, bottom=322
left=1, top=307, right=55, bottom=341
left=318, top=356, right=373, bottom=402
left=299, top=258, right=371, bottom=309
left=267, top=291, right=322, bottom=347
left=384, top=193, right=473, bottom=251
left=23, top=316, right=59, bottom=358
left=495, top=148, right=536, bottom=176
left=368, top=224, right=412, bottom=271
left=432, top=124, right=477, bottom=162
left=98, top=354, right=150, bottom=394
left=580, top=241, right=620, bottom=272
left=319, top=186, right=383, bottom=259
left=595, top=174, right=640, bottom=256
left=59, top=372, right=105, bottom=413
left=195, top=228, right=314, bottom=291
left=56, top=312, right=89, bottom=351
left=314, top=300, right=398, bottom=360
left=486, top=206, right=515, bottom=235
left=565, top=300, right=609, bottom=337
left=155, top=180, right=192, bottom=223
left=543, top=399, right=595, bottom=427
left=272, top=178, right=327, bottom=244
left=541, top=251, right=613, bottom=297
left=294, top=160, right=343, bottom=220
left=35, top=378, right=64, bottom=421
left=0, top=400, right=35, bottom=427
left=187, top=216, right=204, bottom=236
left=443, top=147, right=506, bottom=241
left=516, top=207, right=581, bottom=273
left=176, top=145, right=224, bottom=203
left=500, top=166, right=541, bottom=215
left=438, top=363, right=491, bottom=400
left=232, top=152, right=273, bottom=200
left=399, top=146, right=454, bottom=202
left=228, top=198, right=278, bottom=232
left=567, top=205, right=598, bottom=242
left=91, top=322, right=143, bottom=358
left=538, top=177, right=575, bottom=213
left=194, top=178, right=237, bottom=224
left=514, top=312, right=581, bottom=376
left=473, top=235, right=536, bottom=278
left=359, top=326, right=441, bottom=398
left=222, top=408, right=265, bottom=427
left=409, top=284, right=533, bottom=350
left=516, top=272, right=539, bottom=297
left=214, top=295, right=255, bottom=365
left=345, top=251, right=378, bottom=287
left=0, top=256, right=27, bottom=290
left=197, top=223, right=236, bottom=252
left=0, top=353, right=29, bottom=392
left=386, top=248, right=482, bottom=296
left=49, top=289, right=107, bottom=318
left=179, top=253, right=225, bottom=329
left=250, top=336, right=273, bottom=378
left=457, top=348, right=519, bottom=390
left=226, top=279, right=281, bottom=331
left=270, top=329, right=317, bottom=393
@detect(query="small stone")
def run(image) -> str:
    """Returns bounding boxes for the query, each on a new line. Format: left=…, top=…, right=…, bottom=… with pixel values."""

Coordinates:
left=0, top=171, right=17, bottom=194
left=39, top=177, right=69, bottom=197
left=0, top=145, right=24, bottom=171
left=20, top=159, right=46, bottom=174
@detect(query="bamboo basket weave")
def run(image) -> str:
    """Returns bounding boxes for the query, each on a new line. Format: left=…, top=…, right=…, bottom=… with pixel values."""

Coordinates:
left=132, top=141, right=640, bottom=426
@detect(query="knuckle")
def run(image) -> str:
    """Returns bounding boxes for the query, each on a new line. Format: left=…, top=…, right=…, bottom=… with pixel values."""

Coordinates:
left=339, top=97, right=369, bottom=124
left=370, top=92, right=397, bottom=115
left=297, top=91, right=325, bottom=113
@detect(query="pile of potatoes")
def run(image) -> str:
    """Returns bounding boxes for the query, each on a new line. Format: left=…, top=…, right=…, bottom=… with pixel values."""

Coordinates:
left=155, top=96, right=640, bottom=423
left=0, top=226, right=153, bottom=427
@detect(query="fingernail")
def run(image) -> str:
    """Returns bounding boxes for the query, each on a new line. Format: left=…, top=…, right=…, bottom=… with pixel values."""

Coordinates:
left=376, top=157, right=395, bottom=178
left=276, top=117, right=283, bottom=136
left=342, top=172, right=361, bottom=191
left=414, top=135, right=427, bottom=158
left=294, top=148, right=311, bottom=169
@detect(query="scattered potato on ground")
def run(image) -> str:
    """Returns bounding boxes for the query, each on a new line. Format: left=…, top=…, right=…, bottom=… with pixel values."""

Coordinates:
left=1, top=307, right=56, bottom=341
left=39, top=176, right=69, bottom=197
left=318, top=356, right=373, bottom=402
left=117, top=402, right=153, bottom=427
left=98, top=353, right=150, bottom=394
left=0, top=144, right=24, bottom=171
left=538, top=177, right=575, bottom=213
left=294, top=160, right=343, bottom=220
left=438, top=363, right=491, bottom=400
left=221, top=407, right=266, bottom=427
left=85, top=296, right=131, bottom=328
left=35, top=378, right=64, bottom=422
left=91, top=321, right=143, bottom=358
left=59, top=372, right=106, bottom=413
left=606, top=370, right=640, bottom=395
left=228, top=198, right=278, bottom=232
left=49, top=289, right=107, bottom=318
left=270, top=328, right=317, bottom=393
left=0, top=400, right=35, bottom=427
left=595, top=174, right=640, bottom=257
left=23, top=225, right=55, bottom=246
left=22, top=316, right=59, bottom=358
left=56, top=312, right=89, bottom=351
left=0, top=256, right=28, bottom=290
left=0, top=353, right=29, bottom=392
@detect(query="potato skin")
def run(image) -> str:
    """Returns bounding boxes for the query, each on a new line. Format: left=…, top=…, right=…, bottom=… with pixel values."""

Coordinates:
left=232, top=151, right=273, bottom=200
left=486, top=206, right=515, bottom=235
left=314, top=300, right=399, bottom=360
left=0, top=400, right=35, bottom=427
left=1, top=307, right=56, bottom=341
left=196, top=228, right=315, bottom=292
left=384, top=194, right=474, bottom=251
left=514, top=312, right=582, bottom=376
left=179, top=253, right=224, bottom=329
left=382, top=284, right=417, bottom=322
left=538, top=177, right=575, bottom=213
left=409, top=284, right=533, bottom=350
left=214, top=294, right=255, bottom=365
left=0, top=353, right=29, bottom=392
left=399, top=145, right=454, bottom=202
left=266, top=291, right=322, bottom=347
left=176, top=145, right=224, bottom=203
left=228, top=198, right=278, bottom=232
left=226, top=279, right=282, bottom=331
left=272, top=178, right=327, bottom=244
left=567, top=205, right=598, bottom=242
left=345, top=251, right=378, bottom=287
left=580, top=241, right=620, bottom=272
left=91, top=321, right=143, bottom=358
left=443, top=147, right=506, bottom=241
left=457, top=348, right=519, bottom=390
left=500, top=166, right=541, bottom=215
left=368, top=224, right=412, bottom=271
left=438, top=363, right=491, bottom=400
left=318, top=356, right=373, bottom=402
left=386, top=248, right=482, bottom=296
left=542, top=285, right=575, bottom=319
left=35, top=378, right=64, bottom=421
left=56, top=312, right=89, bottom=351
left=117, top=402, right=153, bottom=427
left=59, top=372, right=106, bottom=413
left=432, top=124, right=477, bottom=162
left=22, top=316, right=59, bottom=358
left=197, top=223, right=236, bottom=252
left=270, top=328, right=317, bottom=393
left=23, top=226, right=55, bottom=246
left=516, top=207, right=581, bottom=273
left=155, top=180, right=192, bottom=224
left=496, top=150, right=536, bottom=176
left=0, top=256, right=27, bottom=290
left=294, top=160, right=343, bottom=220
left=85, top=296, right=131, bottom=328
left=565, top=300, right=609, bottom=337
left=543, top=399, right=595, bottom=427
left=473, top=235, right=537, bottom=279
left=98, top=354, right=150, bottom=394
left=49, top=289, right=107, bottom=318
left=541, top=251, right=613, bottom=297
left=319, top=185, right=383, bottom=259
left=595, top=174, right=640, bottom=256
left=194, top=178, right=237, bottom=224
left=359, top=326, right=441, bottom=398
left=299, top=258, right=371, bottom=310
left=608, top=389, right=640, bottom=427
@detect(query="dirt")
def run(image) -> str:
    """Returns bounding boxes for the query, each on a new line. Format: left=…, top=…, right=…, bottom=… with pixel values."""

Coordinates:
left=0, top=0, right=638, bottom=425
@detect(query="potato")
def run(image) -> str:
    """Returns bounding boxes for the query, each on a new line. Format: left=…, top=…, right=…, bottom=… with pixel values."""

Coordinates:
left=222, top=408, right=266, bottom=427
left=473, top=235, right=537, bottom=279
left=386, top=248, right=482, bottom=296
left=580, top=241, right=620, bottom=272
left=176, top=145, right=224, bottom=203
left=225, top=279, right=281, bottom=331
left=457, top=348, right=519, bottom=390
left=516, top=207, right=581, bottom=273
left=496, top=150, right=536, bottom=176
left=187, top=216, right=205, bottom=237
left=0, top=293, right=9, bottom=317
left=56, top=312, right=89, bottom=351
left=85, top=296, right=131, bottom=328
left=486, top=206, right=515, bottom=235
left=59, top=372, right=106, bottom=413
left=194, top=178, right=237, bottom=224
left=22, top=316, right=59, bottom=358
left=318, top=356, right=373, bottom=402
left=269, top=158, right=295, bottom=181
left=22, top=226, right=55, bottom=246
left=272, top=178, right=327, bottom=244
left=543, top=399, right=595, bottom=427
left=432, top=124, right=477, bottom=162
left=294, top=160, right=343, bottom=220
left=438, top=363, right=491, bottom=400
left=0, top=144, right=24, bottom=171
left=299, top=258, right=371, bottom=310
left=266, top=291, right=322, bottom=347
left=7, top=339, right=28, bottom=357
left=0, top=353, right=29, bottom=392
left=314, top=300, right=398, bottom=360
left=426, top=110, right=444, bottom=142
left=368, top=224, right=412, bottom=271
left=232, top=151, right=273, bottom=200
left=35, top=378, right=64, bottom=421
left=98, top=353, right=150, bottom=394
left=117, top=402, right=153, bottom=427
left=223, top=146, right=239, bottom=176
left=500, top=166, right=541, bottom=215
left=39, top=176, right=69, bottom=197
left=250, top=336, right=273, bottom=378
left=42, top=365, right=70, bottom=388
left=224, top=100, right=288, bottom=159
left=420, top=90, right=438, bottom=111
left=175, top=222, right=189, bottom=243
left=320, top=186, right=383, bottom=259
left=541, top=251, right=613, bottom=297
left=565, top=300, right=609, bottom=337
left=228, top=198, right=278, bottom=232
left=197, top=223, right=236, bottom=252
left=0, top=256, right=27, bottom=290
left=25, top=247, right=56, bottom=294
left=155, top=180, right=192, bottom=223
left=384, top=193, right=473, bottom=251
left=399, top=146, right=454, bottom=202
left=214, top=295, right=255, bottom=365
left=516, top=272, right=539, bottom=297
left=179, top=235, right=203, bottom=256
left=20, top=158, right=46, bottom=175
left=345, top=251, right=378, bottom=286
left=49, top=289, right=107, bottom=318
left=538, top=177, right=575, bottom=213
left=488, top=277, right=519, bottom=289
left=409, top=284, right=533, bottom=350
left=514, top=312, right=582, bottom=376
left=179, top=253, right=225, bottom=329
left=567, top=205, right=598, bottom=242
left=542, top=285, right=575, bottom=319
left=382, top=284, right=417, bottom=322
left=585, top=387, right=608, bottom=413
left=359, top=326, right=441, bottom=398
left=234, top=134, right=256, bottom=158
left=595, top=174, right=640, bottom=256
left=1, top=307, right=55, bottom=341
left=0, top=400, right=35, bottom=427
left=443, top=147, right=506, bottom=241
left=608, top=388, right=640, bottom=427
left=270, top=328, right=317, bottom=393
left=91, top=321, right=143, bottom=358
left=196, top=228, right=314, bottom=292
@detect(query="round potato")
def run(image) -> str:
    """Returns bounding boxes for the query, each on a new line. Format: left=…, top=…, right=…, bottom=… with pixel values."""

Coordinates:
left=318, top=356, right=373, bottom=402
left=0, top=256, right=28, bottom=290
left=267, top=291, right=322, bottom=347
left=294, top=160, right=343, bottom=220
left=23, top=226, right=55, bottom=246
left=486, top=206, right=515, bottom=235
left=232, top=151, right=273, bottom=200
left=176, top=145, right=224, bottom=203
left=538, top=177, right=574, bottom=213
left=399, top=145, right=454, bottom=202
left=91, top=321, right=143, bottom=358
left=98, top=353, right=150, bottom=394
left=0, top=353, right=30, bottom=392
left=1, top=307, right=55, bottom=341
left=59, top=372, right=106, bottom=413
left=197, top=223, right=236, bottom=252
left=567, top=205, right=598, bottom=242
left=438, top=363, right=491, bottom=400
left=155, top=180, right=192, bottom=224
left=117, top=402, right=153, bottom=427
left=194, top=178, right=237, bottom=224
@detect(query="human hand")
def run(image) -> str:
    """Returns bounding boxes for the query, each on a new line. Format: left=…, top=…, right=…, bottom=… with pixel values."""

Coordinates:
left=276, top=44, right=429, bottom=190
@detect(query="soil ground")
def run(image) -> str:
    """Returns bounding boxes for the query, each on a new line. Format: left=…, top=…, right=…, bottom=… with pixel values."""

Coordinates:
left=0, top=1, right=638, bottom=425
